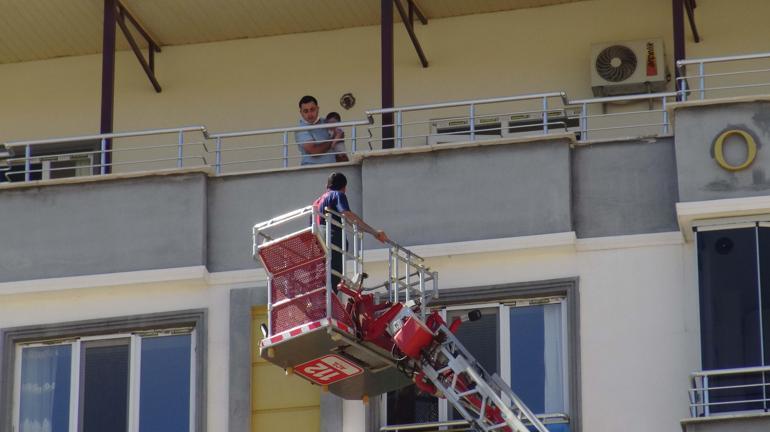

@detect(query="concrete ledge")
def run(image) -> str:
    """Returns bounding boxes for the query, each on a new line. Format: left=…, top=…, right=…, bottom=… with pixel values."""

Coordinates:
left=0, top=166, right=212, bottom=190
left=681, top=412, right=770, bottom=432
left=676, top=196, right=770, bottom=240
left=352, top=132, right=576, bottom=162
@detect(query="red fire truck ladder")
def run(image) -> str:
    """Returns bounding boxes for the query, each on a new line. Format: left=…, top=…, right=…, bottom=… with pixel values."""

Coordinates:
left=253, top=206, right=548, bottom=432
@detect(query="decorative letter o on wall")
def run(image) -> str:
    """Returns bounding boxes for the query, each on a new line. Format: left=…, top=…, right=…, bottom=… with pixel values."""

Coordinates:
left=714, top=129, right=757, bottom=171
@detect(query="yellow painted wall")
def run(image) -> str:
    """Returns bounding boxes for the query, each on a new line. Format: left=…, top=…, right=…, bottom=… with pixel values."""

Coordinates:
left=251, top=307, right=321, bottom=431
left=0, top=0, right=767, bottom=158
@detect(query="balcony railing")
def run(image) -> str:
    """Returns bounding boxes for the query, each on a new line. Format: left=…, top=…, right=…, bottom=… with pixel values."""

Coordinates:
left=689, top=365, right=770, bottom=417
left=2, top=50, right=769, bottom=183
left=677, top=51, right=770, bottom=101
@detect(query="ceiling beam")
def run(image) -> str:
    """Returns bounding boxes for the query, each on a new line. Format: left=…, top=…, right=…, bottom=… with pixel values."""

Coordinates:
left=394, top=0, right=428, bottom=68
left=408, top=0, right=428, bottom=25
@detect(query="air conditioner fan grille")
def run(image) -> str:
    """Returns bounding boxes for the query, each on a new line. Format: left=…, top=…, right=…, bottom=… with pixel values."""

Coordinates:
left=595, top=45, right=637, bottom=82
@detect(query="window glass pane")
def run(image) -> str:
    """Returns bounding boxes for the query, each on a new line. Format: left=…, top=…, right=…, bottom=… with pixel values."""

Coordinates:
left=697, top=228, right=763, bottom=413
left=509, top=303, right=565, bottom=415
left=82, top=342, right=129, bottom=432
left=19, top=345, right=71, bottom=432
left=386, top=385, right=438, bottom=426
left=448, top=308, right=499, bottom=374
left=139, top=335, right=192, bottom=432
left=760, top=227, right=770, bottom=365
left=698, top=228, right=761, bottom=369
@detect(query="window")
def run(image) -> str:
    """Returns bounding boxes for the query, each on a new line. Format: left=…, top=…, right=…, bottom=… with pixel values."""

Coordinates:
left=696, top=223, right=770, bottom=412
left=1, top=311, right=205, bottom=432
left=382, top=279, right=579, bottom=432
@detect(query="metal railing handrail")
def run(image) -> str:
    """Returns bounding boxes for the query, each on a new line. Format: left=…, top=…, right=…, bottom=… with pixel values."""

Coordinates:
left=691, top=365, right=770, bottom=378
left=5, top=126, right=209, bottom=148
left=209, top=119, right=371, bottom=139
left=365, top=92, right=569, bottom=117
left=677, top=51, right=770, bottom=69
left=569, top=91, right=677, bottom=105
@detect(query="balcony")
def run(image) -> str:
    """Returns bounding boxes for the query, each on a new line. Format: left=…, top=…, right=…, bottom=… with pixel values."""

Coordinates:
left=1, top=49, right=767, bottom=184
left=683, top=366, right=770, bottom=432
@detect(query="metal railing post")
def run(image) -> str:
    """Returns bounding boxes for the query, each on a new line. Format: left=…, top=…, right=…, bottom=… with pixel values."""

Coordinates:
left=542, top=96, right=549, bottom=134
left=662, top=96, right=669, bottom=135
left=24, top=145, right=31, bottom=181
left=388, top=247, right=394, bottom=302
left=699, top=62, right=706, bottom=100
left=703, top=376, right=710, bottom=417
left=100, top=138, right=107, bottom=175
left=396, top=110, right=403, bottom=148
left=469, top=103, right=476, bottom=141
left=351, top=125, right=357, bottom=154
left=267, top=278, right=273, bottom=336
left=177, top=130, right=184, bottom=168
left=215, top=137, right=222, bottom=175
left=325, top=215, right=333, bottom=320
left=353, top=225, right=359, bottom=275
left=282, top=132, right=289, bottom=168
left=341, top=217, right=347, bottom=278
left=405, top=252, right=411, bottom=303
left=580, top=103, right=588, bottom=142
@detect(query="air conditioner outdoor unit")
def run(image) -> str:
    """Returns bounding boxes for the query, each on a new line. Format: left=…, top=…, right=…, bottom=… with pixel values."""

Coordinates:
left=590, top=38, right=667, bottom=97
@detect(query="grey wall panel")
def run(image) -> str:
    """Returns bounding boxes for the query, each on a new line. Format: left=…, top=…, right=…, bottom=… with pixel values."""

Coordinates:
left=573, top=137, right=679, bottom=238
left=0, top=173, right=206, bottom=282
left=207, top=165, right=361, bottom=272
left=360, top=140, right=573, bottom=247
left=675, top=101, right=770, bottom=202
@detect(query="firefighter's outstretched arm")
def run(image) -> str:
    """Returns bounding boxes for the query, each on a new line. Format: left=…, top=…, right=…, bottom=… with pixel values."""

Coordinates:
left=341, top=210, right=388, bottom=243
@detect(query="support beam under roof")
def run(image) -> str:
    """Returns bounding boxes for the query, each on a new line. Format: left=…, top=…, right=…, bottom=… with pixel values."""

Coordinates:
left=382, top=0, right=395, bottom=149
left=673, top=0, right=686, bottom=100
left=100, top=0, right=117, bottom=172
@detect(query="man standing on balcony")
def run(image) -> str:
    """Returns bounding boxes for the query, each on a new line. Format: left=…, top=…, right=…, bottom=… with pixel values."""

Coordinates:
left=296, top=95, right=343, bottom=165
left=313, top=172, right=388, bottom=291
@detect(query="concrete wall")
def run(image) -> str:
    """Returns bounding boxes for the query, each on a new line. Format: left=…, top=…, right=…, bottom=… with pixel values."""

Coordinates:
left=207, top=164, right=362, bottom=272
left=0, top=171, right=207, bottom=282
left=573, top=136, right=679, bottom=238
left=675, top=101, right=770, bottom=202
left=361, top=139, right=573, bottom=246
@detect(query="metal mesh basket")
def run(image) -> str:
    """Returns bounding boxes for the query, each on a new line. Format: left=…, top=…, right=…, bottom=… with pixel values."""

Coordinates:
left=271, top=256, right=326, bottom=303
left=258, top=229, right=324, bottom=275
left=271, top=288, right=353, bottom=335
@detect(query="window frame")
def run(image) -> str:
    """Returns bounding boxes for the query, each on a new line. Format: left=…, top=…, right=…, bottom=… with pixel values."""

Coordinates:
left=377, top=278, right=580, bottom=432
left=0, top=309, right=207, bottom=432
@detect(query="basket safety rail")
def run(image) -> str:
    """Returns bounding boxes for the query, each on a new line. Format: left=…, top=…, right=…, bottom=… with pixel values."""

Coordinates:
left=252, top=205, right=437, bottom=337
